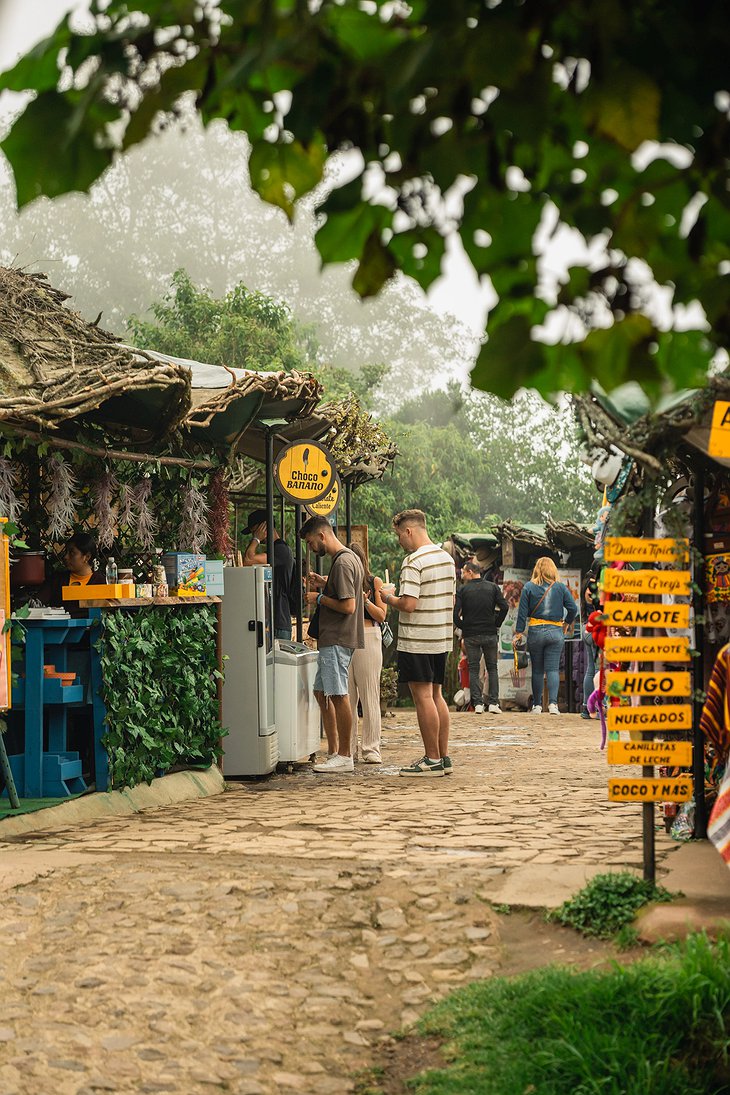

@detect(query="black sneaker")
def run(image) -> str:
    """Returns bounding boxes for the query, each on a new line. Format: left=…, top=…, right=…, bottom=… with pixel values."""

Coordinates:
left=399, top=756, right=445, bottom=778
left=442, top=756, right=453, bottom=775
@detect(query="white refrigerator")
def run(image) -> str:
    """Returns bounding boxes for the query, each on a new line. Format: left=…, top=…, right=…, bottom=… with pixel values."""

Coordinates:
left=221, top=566, right=277, bottom=776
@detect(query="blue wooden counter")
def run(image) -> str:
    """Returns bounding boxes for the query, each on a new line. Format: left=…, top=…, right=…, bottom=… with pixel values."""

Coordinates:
left=9, top=617, right=96, bottom=797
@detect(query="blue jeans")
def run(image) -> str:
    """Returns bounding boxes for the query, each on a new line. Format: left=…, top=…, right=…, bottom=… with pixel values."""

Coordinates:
left=527, top=626, right=564, bottom=707
left=275, top=627, right=292, bottom=641
left=582, top=631, right=596, bottom=708
left=464, top=635, right=499, bottom=707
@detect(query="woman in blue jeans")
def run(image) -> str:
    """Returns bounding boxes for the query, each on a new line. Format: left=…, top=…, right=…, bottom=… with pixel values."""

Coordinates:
left=513, top=557, right=578, bottom=714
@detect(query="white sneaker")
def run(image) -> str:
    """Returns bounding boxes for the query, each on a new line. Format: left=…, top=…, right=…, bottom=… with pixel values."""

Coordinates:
left=313, top=754, right=354, bottom=773
left=488, top=704, right=502, bottom=714
left=530, top=705, right=542, bottom=714
left=548, top=703, right=560, bottom=715
left=474, top=704, right=485, bottom=714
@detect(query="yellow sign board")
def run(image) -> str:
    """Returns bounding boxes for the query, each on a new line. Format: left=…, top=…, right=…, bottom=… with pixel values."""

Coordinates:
left=608, top=778, right=693, bottom=803
left=606, top=671, right=691, bottom=697
left=708, top=400, right=730, bottom=460
left=607, top=705, right=693, bottom=731
left=305, top=474, right=340, bottom=518
left=602, top=569, right=691, bottom=596
left=607, top=740, right=693, bottom=767
left=604, top=537, right=689, bottom=563
left=273, top=441, right=336, bottom=505
left=603, top=602, right=690, bottom=629
left=604, top=636, right=691, bottom=662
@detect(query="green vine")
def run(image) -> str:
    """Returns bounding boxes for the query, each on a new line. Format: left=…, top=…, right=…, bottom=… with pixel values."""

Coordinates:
left=97, top=606, right=224, bottom=788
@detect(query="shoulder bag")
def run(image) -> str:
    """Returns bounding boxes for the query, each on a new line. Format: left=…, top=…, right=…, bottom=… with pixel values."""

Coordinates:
left=514, top=582, right=551, bottom=656
left=369, top=577, right=394, bottom=648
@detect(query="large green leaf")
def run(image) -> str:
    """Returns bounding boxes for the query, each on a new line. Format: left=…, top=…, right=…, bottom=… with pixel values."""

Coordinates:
left=248, top=137, right=327, bottom=219
left=0, top=23, right=70, bottom=92
left=316, top=202, right=392, bottom=265
left=1, top=91, right=115, bottom=206
left=352, top=230, right=396, bottom=298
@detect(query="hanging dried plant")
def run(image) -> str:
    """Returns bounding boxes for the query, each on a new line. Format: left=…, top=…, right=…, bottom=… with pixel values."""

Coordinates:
left=46, top=455, right=79, bottom=541
left=92, top=468, right=118, bottom=550
left=208, top=470, right=232, bottom=558
left=0, top=457, right=20, bottom=523
left=117, top=482, right=135, bottom=530
left=132, top=478, right=157, bottom=552
left=178, top=480, right=210, bottom=553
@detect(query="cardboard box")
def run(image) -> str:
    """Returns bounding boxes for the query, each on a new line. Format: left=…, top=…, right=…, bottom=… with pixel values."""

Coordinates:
left=161, top=553, right=206, bottom=595
left=205, top=560, right=224, bottom=597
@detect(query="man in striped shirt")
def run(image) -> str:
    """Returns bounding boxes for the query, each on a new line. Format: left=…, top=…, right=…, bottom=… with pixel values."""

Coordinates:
left=381, top=509, right=456, bottom=777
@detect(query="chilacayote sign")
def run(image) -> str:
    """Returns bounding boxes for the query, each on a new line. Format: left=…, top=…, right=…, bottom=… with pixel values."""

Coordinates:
left=273, top=441, right=337, bottom=505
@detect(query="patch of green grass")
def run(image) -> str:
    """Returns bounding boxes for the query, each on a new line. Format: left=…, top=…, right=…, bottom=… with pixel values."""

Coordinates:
left=411, top=933, right=730, bottom=1095
left=548, top=870, right=673, bottom=938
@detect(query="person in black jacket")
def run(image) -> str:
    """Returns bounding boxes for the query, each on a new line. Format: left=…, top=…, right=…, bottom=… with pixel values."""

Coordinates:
left=453, top=560, right=508, bottom=714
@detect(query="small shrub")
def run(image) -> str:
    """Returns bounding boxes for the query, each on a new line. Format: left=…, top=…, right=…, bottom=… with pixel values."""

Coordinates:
left=549, top=870, right=672, bottom=938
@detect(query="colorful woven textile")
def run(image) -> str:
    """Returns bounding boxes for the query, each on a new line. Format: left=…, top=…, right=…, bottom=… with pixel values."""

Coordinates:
left=709, top=766, right=730, bottom=866
left=700, top=644, right=730, bottom=762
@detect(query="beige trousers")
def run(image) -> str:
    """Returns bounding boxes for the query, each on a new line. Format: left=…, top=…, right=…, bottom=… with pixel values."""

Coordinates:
left=348, top=624, right=383, bottom=760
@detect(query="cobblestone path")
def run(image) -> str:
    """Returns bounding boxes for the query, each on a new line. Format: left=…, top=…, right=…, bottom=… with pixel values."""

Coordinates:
left=0, top=710, right=672, bottom=1094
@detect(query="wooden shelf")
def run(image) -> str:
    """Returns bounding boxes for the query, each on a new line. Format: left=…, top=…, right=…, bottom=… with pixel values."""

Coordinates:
left=74, top=595, right=222, bottom=608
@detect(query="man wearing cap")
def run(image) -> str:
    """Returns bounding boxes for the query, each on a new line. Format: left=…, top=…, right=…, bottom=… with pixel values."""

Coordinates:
left=453, top=560, right=508, bottom=714
left=242, top=509, right=295, bottom=641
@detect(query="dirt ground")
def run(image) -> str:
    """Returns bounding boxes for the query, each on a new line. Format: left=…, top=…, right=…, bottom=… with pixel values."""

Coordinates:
left=0, top=707, right=674, bottom=1095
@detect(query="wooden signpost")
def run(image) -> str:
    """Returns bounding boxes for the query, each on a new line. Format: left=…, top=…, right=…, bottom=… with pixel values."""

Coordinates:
left=605, top=671, right=691, bottom=697
left=603, top=602, right=690, bottom=628
left=603, top=535, right=694, bottom=883
left=607, top=704, right=693, bottom=731
left=604, top=636, right=690, bottom=662
left=608, top=777, right=693, bottom=802
left=607, top=740, right=693, bottom=767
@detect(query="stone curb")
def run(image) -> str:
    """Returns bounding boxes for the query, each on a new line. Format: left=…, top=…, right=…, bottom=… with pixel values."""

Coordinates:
left=0, top=765, right=225, bottom=838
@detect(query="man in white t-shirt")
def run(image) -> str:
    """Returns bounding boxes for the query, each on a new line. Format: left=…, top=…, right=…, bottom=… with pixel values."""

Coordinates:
left=381, top=509, right=456, bottom=777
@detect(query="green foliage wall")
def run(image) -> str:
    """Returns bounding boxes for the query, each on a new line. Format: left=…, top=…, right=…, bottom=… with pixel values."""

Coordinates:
left=98, top=606, right=223, bottom=789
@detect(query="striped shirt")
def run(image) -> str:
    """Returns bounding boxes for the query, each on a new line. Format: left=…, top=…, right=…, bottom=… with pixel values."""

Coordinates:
left=397, top=543, right=456, bottom=654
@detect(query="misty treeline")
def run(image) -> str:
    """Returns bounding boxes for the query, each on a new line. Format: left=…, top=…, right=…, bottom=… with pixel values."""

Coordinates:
left=0, top=118, right=596, bottom=576
left=127, top=270, right=597, bottom=578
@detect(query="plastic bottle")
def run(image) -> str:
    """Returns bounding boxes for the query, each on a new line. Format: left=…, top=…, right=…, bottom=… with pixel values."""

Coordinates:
left=105, top=556, right=118, bottom=584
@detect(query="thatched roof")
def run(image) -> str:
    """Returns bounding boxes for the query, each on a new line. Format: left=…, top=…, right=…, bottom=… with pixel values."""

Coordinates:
left=573, top=374, right=730, bottom=475
left=0, top=267, right=190, bottom=433
left=318, top=397, right=398, bottom=485
left=0, top=267, right=398, bottom=490
left=496, top=518, right=594, bottom=558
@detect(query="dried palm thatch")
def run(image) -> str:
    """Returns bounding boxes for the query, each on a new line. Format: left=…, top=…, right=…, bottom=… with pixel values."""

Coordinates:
left=318, top=397, right=398, bottom=485
left=0, top=266, right=190, bottom=431
left=185, top=369, right=321, bottom=433
left=496, top=519, right=551, bottom=551
left=545, top=517, right=594, bottom=551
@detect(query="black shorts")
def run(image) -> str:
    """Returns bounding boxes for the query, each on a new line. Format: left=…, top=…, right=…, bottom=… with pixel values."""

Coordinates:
left=398, top=650, right=447, bottom=686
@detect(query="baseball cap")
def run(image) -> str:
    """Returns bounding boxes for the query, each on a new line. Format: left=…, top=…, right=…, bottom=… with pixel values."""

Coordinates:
left=243, top=509, right=267, bottom=535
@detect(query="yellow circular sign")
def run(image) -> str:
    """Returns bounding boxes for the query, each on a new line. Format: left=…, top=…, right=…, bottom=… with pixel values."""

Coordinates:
left=305, top=474, right=340, bottom=518
left=274, top=441, right=337, bottom=505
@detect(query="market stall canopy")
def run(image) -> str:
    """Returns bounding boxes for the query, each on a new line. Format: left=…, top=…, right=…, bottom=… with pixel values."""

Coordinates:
left=574, top=373, right=730, bottom=474
left=444, top=532, right=499, bottom=568
left=496, top=519, right=595, bottom=560
left=0, top=267, right=190, bottom=436
left=318, top=398, right=398, bottom=485
left=126, top=347, right=323, bottom=452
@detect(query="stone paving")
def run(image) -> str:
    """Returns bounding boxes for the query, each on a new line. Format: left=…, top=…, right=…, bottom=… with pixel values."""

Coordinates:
left=0, top=709, right=673, bottom=1095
